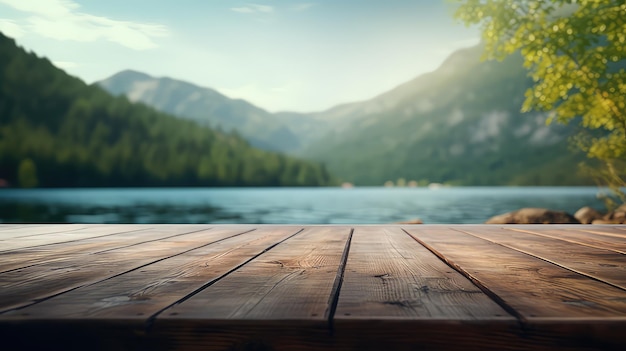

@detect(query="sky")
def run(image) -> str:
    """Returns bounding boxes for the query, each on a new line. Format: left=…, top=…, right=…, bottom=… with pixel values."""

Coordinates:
left=0, top=0, right=479, bottom=112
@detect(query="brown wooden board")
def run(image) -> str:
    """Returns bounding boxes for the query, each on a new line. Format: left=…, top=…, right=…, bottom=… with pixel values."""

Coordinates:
left=151, top=226, right=352, bottom=350
left=0, top=225, right=211, bottom=273
left=0, top=227, right=301, bottom=320
left=0, top=226, right=253, bottom=312
left=0, top=224, right=163, bottom=252
left=0, top=224, right=93, bottom=240
left=514, top=224, right=626, bottom=239
left=405, top=226, right=626, bottom=349
left=506, top=226, right=626, bottom=255
left=457, top=226, right=626, bottom=290
left=0, top=224, right=36, bottom=231
left=335, top=226, right=511, bottom=319
left=331, top=227, right=524, bottom=351
left=405, top=227, right=626, bottom=318
left=1, top=225, right=625, bottom=350
left=576, top=226, right=626, bottom=238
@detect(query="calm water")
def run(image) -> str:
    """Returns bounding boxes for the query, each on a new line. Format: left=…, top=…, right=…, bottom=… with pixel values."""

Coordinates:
left=0, top=187, right=611, bottom=224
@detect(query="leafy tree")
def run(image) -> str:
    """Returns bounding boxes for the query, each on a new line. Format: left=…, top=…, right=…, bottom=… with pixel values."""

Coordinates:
left=452, top=0, right=626, bottom=200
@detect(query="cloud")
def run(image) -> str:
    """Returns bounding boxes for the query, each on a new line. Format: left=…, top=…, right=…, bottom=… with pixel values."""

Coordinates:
left=231, top=3, right=274, bottom=14
left=0, top=19, right=25, bottom=38
left=0, top=0, right=78, bottom=17
left=0, top=0, right=168, bottom=50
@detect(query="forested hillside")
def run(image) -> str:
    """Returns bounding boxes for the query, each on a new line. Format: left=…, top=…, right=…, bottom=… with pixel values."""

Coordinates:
left=299, top=45, right=592, bottom=185
left=99, top=44, right=596, bottom=186
left=0, top=33, right=333, bottom=187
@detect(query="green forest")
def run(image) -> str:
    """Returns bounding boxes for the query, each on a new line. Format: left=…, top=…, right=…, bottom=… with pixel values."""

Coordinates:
left=0, top=33, right=333, bottom=187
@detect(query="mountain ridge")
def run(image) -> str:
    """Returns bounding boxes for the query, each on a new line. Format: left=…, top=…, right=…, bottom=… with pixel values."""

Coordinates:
left=97, top=70, right=306, bottom=152
left=97, top=43, right=593, bottom=186
left=0, top=32, right=333, bottom=188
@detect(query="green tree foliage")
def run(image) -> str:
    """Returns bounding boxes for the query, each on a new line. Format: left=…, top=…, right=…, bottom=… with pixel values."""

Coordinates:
left=0, top=33, right=333, bottom=187
left=17, top=158, right=38, bottom=188
left=453, top=0, right=626, bottom=197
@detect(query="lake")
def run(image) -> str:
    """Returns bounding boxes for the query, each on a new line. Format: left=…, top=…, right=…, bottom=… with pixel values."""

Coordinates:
left=0, top=187, right=611, bottom=224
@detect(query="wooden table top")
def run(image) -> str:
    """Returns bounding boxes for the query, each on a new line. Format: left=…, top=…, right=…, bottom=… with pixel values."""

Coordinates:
left=0, top=224, right=624, bottom=350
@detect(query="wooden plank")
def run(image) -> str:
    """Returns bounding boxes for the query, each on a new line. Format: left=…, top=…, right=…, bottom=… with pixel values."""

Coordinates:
left=405, top=226, right=626, bottom=318
left=332, top=227, right=522, bottom=351
left=1, top=224, right=625, bottom=350
left=0, top=225, right=211, bottom=273
left=0, top=224, right=35, bottom=230
left=522, top=224, right=626, bottom=239
left=506, top=226, right=626, bottom=255
left=0, top=227, right=301, bottom=320
left=404, top=226, right=626, bottom=349
left=457, top=226, right=626, bottom=290
left=151, top=226, right=352, bottom=350
left=577, top=226, right=626, bottom=238
left=0, top=224, right=165, bottom=252
left=0, top=224, right=92, bottom=240
left=335, top=226, right=511, bottom=319
left=0, top=226, right=254, bottom=312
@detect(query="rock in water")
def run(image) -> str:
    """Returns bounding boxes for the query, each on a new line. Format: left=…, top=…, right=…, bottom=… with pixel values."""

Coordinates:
left=486, top=208, right=580, bottom=224
left=574, top=206, right=604, bottom=224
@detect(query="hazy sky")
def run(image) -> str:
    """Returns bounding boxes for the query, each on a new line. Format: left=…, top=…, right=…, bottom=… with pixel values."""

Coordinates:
left=0, top=0, right=479, bottom=112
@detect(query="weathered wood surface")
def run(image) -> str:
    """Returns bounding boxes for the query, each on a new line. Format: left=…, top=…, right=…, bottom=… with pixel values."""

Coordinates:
left=0, top=224, right=624, bottom=351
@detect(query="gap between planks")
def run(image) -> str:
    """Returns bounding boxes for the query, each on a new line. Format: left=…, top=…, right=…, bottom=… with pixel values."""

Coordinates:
left=0, top=227, right=256, bottom=313
left=455, top=227, right=626, bottom=292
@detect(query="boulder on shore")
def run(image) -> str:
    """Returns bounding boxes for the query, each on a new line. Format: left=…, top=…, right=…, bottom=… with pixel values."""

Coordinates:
left=602, top=203, right=626, bottom=223
left=485, top=208, right=580, bottom=224
left=574, top=206, right=604, bottom=224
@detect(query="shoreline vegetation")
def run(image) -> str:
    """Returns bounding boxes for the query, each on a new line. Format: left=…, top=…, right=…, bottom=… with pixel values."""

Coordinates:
left=0, top=33, right=333, bottom=188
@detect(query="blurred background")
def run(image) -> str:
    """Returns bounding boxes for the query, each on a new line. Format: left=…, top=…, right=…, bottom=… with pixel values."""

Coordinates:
left=0, top=0, right=622, bottom=223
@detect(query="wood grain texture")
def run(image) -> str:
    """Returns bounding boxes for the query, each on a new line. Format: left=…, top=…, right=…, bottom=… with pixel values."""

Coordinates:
left=0, top=225, right=210, bottom=273
left=331, top=227, right=527, bottom=351
left=0, top=224, right=92, bottom=241
left=335, top=226, right=511, bottom=319
left=457, top=226, right=626, bottom=290
left=151, top=227, right=351, bottom=351
left=0, top=224, right=160, bottom=252
left=1, top=224, right=626, bottom=350
left=1, top=227, right=301, bottom=320
left=506, top=226, right=626, bottom=255
left=576, top=226, right=626, bottom=238
left=159, top=226, right=351, bottom=320
left=405, top=227, right=626, bottom=319
left=404, top=227, right=626, bottom=349
left=0, top=224, right=37, bottom=231
left=0, top=226, right=253, bottom=312
left=518, top=224, right=626, bottom=239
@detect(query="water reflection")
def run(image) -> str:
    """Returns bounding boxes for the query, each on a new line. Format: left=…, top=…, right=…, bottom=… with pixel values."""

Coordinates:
left=0, top=187, right=608, bottom=224
left=0, top=202, right=230, bottom=224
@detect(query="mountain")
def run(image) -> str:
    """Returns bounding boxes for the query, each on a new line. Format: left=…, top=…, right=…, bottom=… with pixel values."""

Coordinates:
left=0, top=32, right=333, bottom=187
left=97, top=70, right=307, bottom=152
left=96, top=43, right=594, bottom=186
left=297, top=44, right=592, bottom=185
